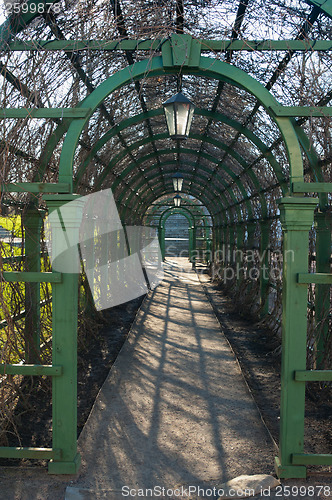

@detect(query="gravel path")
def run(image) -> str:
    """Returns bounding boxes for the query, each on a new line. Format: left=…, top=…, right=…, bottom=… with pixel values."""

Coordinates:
left=68, top=258, right=276, bottom=497
left=4, top=258, right=329, bottom=499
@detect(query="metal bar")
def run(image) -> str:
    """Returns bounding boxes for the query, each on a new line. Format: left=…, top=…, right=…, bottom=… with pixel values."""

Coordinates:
left=45, top=197, right=82, bottom=474
left=271, top=106, right=332, bottom=117
left=295, top=370, right=332, bottom=381
left=0, top=447, right=61, bottom=459
left=189, top=0, right=249, bottom=191
left=297, top=273, right=332, bottom=284
left=275, top=198, right=317, bottom=480
left=2, top=272, right=62, bottom=283
left=307, top=0, right=332, bottom=19
left=2, top=182, right=71, bottom=193
left=293, top=182, right=332, bottom=193
left=109, top=0, right=165, bottom=193
left=0, top=364, right=62, bottom=376
left=314, top=212, right=331, bottom=368
left=5, top=39, right=332, bottom=52
left=292, top=454, right=332, bottom=466
left=0, top=108, right=90, bottom=119
left=216, top=6, right=320, bottom=202
left=42, top=13, right=138, bottom=194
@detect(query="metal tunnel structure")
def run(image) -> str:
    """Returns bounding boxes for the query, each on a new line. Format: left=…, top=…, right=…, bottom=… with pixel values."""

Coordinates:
left=0, top=0, right=331, bottom=479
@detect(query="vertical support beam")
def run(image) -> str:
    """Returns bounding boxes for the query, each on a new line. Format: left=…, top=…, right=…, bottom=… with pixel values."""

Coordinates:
left=246, top=221, right=256, bottom=286
left=206, top=235, right=211, bottom=265
left=188, top=227, right=193, bottom=263
left=259, top=220, right=270, bottom=317
left=81, top=214, right=96, bottom=316
left=222, top=226, right=227, bottom=269
left=45, top=195, right=83, bottom=474
left=275, top=197, right=317, bottom=479
left=228, top=225, right=235, bottom=268
left=216, top=226, right=221, bottom=256
left=211, top=227, right=216, bottom=266
left=235, top=224, right=245, bottom=287
left=211, top=226, right=219, bottom=279
left=158, top=226, right=165, bottom=261
left=120, top=226, right=127, bottom=276
left=23, top=208, right=43, bottom=363
left=314, top=211, right=331, bottom=368
left=192, top=226, right=197, bottom=268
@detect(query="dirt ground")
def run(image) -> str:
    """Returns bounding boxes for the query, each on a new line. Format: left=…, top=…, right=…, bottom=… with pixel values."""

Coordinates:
left=0, top=295, right=144, bottom=466
left=0, top=260, right=331, bottom=500
left=198, top=269, right=332, bottom=470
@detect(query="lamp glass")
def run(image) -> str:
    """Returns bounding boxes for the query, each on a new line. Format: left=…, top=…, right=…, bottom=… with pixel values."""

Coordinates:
left=172, top=173, right=184, bottom=192
left=164, top=106, right=176, bottom=137
left=163, top=92, right=195, bottom=139
left=173, top=195, right=182, bottom=207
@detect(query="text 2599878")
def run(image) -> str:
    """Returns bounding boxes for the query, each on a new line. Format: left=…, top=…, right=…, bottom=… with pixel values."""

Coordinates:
left=4, top=2, right=61, bottom=15
left=274, top=485, right=331, bottom=497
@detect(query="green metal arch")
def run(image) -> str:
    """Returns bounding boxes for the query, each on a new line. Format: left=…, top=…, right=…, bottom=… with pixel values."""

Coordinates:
left=114, top=159, right=229, bottom=224
left=73, top=108, right=285, bottom=196
left=96, top=135, right=268, bottom=226
left=114, top=147, right=251, bottom=224
left=33, top=58, right=326, bottom=210
left=97, top=131, right=268, bottom=212
left=142, top=193, right=213, bottom=231
left=306, top=0, right=332, bottom=19
left=294, top=123, right=328, bottom=209
left=121, top=180, right=228, bottom=227
left=109, top=134, right=268, bottom=222
left=118, top=164, right=236, bottom=226
left=159, top=206, right=196, bottom=229
left=58, top=55, right=304, bottom=189
left=121, top=174, right=237, bottom=226
left=145, top=196, right=211, bottom=225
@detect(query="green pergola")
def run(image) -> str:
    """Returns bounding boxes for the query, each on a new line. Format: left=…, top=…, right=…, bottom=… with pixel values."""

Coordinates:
left=0, top=0, right=331, bottom=479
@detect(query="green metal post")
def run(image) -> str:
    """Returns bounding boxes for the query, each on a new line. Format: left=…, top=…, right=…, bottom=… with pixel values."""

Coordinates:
left=23, top=208, right=43, bottom=363
left=314, top=211, right=331, bottom=368
left=119, top=227, right=126, bottom=276
left=211, top=228, right=216, bottom=266
left=188, top=227, right=193, bottom=263
left=228, top=225, right=235, bottom=267
left=246, top=222, right=256, bottom=285
left=235, top=225, right=245, bottom=286
left=215, top=227, right=220, bottom=255
left=222, top=226, right=227, bottom=269
left=81, top=215, right=96, bottom=316
left=44, top=195, right=83, bottom=475
left=204, top=224, right=211, bottom=265
left=101, top=215, right=109, bottom=301
left=161, top=227, right=166, bottom=261
left=192, top=226, right=197, bottom=268
left=158, top=225, right=165, bottom=261
left=259, top=220, right=270, bottom=317
left=206, top=237, right=211, bottom=265
left=275, top=197, right=317, bottom=479
left=211, top=227, right=218, bottom=279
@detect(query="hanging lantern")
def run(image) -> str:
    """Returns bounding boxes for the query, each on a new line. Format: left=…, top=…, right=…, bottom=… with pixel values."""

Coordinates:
left=173, top=194, right=182, bottom=207
left=172, top=172, right=184, bottom=192
left=163, top=92, right=195, bottom=139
